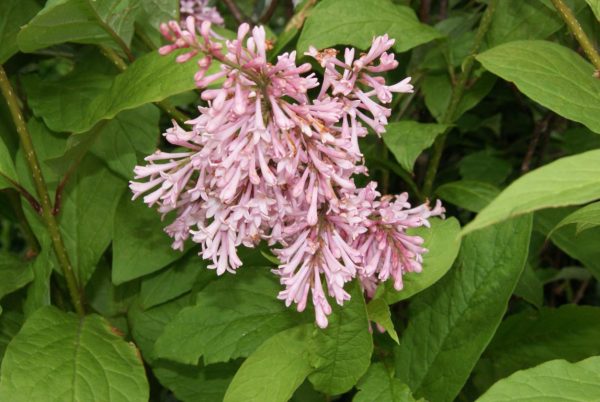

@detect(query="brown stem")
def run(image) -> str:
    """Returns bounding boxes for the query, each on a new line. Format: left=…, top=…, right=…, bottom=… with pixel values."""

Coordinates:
left=222, top=0, right=249, bottom=24
left=0, top=66, right=85, bottom=316
left=419, top=0, right=432, bottom=23
left=521, top=114, right=552, bottom=174
left=259, top=0, right=279, bottom=24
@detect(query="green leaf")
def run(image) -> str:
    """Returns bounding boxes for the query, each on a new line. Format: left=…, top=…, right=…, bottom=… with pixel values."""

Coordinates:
left=224, top=325, right=314, bottom=402
left=383, top=122, right=447, bottom=172
left=23, top=249, right=54, bottom=317
left=135, top=0, right=178, bottom=47
left=377, top=218, right=461, bottom=305
left=586, top=0, right=600, bottom=21
left=459, top=151, right=512, bottom=185
left=139, top=253, right=214, bottom=310
left=296, top=0, right=440, bottom=53
left=112, top=195, right=184, bottom=284
left=551, top=201, right=600, bottom=235
left=0, top=0, right=40, bottom=63
left=154, top=268, right=304, bottom=365
left=25, top=50, right=214, bottom=133
left=0, top=306, right=148, bottom=401
left=513, top=264, right=543, bottom=308
left=17, top=0, right=139, bottom=53
left=477, top=357, right=600, bottom=402
left=395, top=215, right=532, bottom=402
left=0, top=253, right=32, bottom=300
left=536, top=208, right=600, bottom=280
left=437, top=181, right=500, bottom=213
left=463, top=150, right=600, bottom=235
left=57, top=154, right=125, bottom=285
left=156, top=360, right=239, bottom=402
left=477, top=40, right=600, bottom=133
left=0, top=311, right=23, bottom=362
left=355, top=363, right=416, bottom=402
left=0, top=136, right=18, bottom=190
left=308, top=281, right=373, bottom=395
left=423, top=73, right=496, bottom=123
left=485, top=0, right=581, bottom=47
left=366, top=299, right=399, bottom=344
left=473, top=305, right=600, bottom=394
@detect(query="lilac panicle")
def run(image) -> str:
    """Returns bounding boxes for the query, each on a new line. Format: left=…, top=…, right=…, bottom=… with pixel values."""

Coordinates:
left=131, top=18, right=444, bottom=328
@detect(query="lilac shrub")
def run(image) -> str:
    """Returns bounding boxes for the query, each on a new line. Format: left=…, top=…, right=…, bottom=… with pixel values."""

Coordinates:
left=130, top=19, right=444, bottom=327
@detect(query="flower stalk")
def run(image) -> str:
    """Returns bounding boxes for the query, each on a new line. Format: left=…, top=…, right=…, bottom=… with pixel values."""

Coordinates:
left=0, top=66, right=85, bottom=316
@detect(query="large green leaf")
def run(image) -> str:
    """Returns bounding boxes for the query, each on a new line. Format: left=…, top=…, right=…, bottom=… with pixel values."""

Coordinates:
left=296, top=0, right=440, bottom=53
left=0, top=136, right=18, bottom=190
left=0, top=0, right=40, bottom=63
left=139, top=252, right=214, bottom=310
left=383, top=122, right=447, bottom=172
left=436, top=181, right=500, bottom=212
left=458, top=151, right=512, bottom=185
left=478, top=40, right=600, bottom=133
left=477, top=357, right=600, bottom=401
left=0, top=253, right=33, bottom=301
left=57, top=154, right=125, bottom=285
left=23, top=249, right=54, bottom=317
left=463, top=150, right=600, bottom=235
left=0, top=306, right=148, bottom=401
left=112, top=195, right=184, bottom=284
left=395, top=215, right=532, bottom=402
left=551, top=201, right=600, bottom=235
left=25, top=50, right=211, bottom=133
left=17, top=0, right=139, bottom=53
left=308, top=281, right=373, bottom=395
left=473, top=305, right=600, bottom=394
left=485, top=0, right=584, bottom=47
left=154, top=268, right=304, bottom=365
left=376, top=217, right=461, bottom=305
left=224, top=325, right=314, bottom=402
left=354, top=363, right=416, bottom=402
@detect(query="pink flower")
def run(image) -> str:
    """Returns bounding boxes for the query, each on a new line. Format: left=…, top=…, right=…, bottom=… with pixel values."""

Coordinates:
left=131, top=19, right=442, bottom=327
left=180, top=0, right=224, bottom=26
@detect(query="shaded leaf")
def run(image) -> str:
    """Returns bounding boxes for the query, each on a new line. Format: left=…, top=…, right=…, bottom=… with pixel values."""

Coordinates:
left=366, top=299, right=399, bottom=344
left=383, top=121, right=447, bottom=172
left=473, top=305, right=600, bottom=394
left=0, top=136, right=18, bottom=190
left=0, top=253, right=32, bottom=300
left=154, top=268, right=304, bottom=365
left=0, top=0, right=40, bottom=63
left=551, top=201, right=600, bottom=235
left=436, top=181, right=500, bottom=212
left=355, top=363, right=415, bottom=402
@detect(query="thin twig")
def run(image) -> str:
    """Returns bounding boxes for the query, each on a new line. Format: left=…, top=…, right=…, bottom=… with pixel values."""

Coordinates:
left=0, top=172, right=42, bottom=213
left=222, top=0, right=249, bottom=24
left=260, top=0, right=279, bottom=24
left=521, top=114, right=552, bottom=174
left=551, top=0, right=600, bottom=75
left=0, top=66, right=85, bottom=316
left=419, top=0, right=432, bottom=23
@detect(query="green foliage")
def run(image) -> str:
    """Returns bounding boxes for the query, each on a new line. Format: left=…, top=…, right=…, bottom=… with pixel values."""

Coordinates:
left=0, top=306, right=148, bottom=401
left=297, top=0, right=440, bottom=53
left=1, top=1, right=600, bottom=400
left=477, top=357, right=600, bottom=401
left=395, top=215, right=532, bottom=402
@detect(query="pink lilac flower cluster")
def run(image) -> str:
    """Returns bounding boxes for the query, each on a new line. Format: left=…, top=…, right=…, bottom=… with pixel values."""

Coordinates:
left=131, top=18, right=444, bottom=328
left=180, top=0, right=224, bottom=26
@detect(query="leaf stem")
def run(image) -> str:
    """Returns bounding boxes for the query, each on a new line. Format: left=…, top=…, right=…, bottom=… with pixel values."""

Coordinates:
left=0, top=66, right=85, bottom=316
left=421, top=0, right=498, bottom=197
left=551, top=0, right=600, bottom=74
